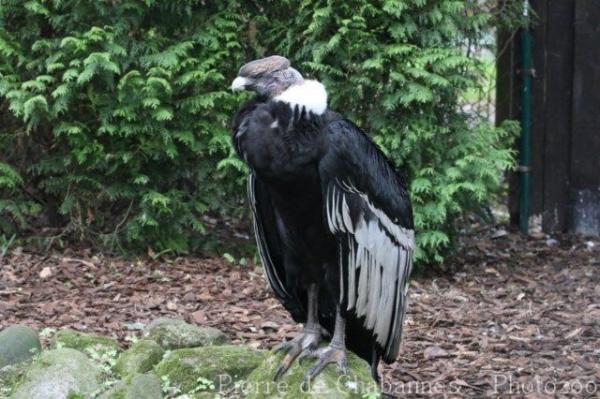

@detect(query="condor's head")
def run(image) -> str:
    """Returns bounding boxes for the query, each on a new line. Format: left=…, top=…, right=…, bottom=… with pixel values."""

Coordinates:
left=231, top=55, right=304, bottom=98
left=231, top=55, right=328, bottom=115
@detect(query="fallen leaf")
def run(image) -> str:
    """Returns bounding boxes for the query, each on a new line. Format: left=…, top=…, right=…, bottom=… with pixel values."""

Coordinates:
left=182, top=292, right=196, bottom=302
left=564, top=327, right=584, bottom=339
left=424, top=345, right=448, bottom=360
left=248, top=341, right=262, bottom=349
left=198, top=292, right=214, bottom=301
left=521, top=324, right=538, bottom=338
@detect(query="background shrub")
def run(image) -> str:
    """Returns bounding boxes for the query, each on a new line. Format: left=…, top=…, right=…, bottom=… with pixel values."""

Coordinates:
left=0, top=0, right=525, bottom=263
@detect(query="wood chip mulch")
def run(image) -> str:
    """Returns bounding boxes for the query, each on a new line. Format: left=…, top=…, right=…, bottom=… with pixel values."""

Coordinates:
left=1, top=229, right=599, bottom=398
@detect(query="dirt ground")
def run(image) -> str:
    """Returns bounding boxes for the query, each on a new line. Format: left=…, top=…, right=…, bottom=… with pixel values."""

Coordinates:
left=1, top=229, right=599, bottom=398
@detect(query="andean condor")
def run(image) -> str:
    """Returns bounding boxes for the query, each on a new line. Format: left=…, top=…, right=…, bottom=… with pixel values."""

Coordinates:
left=231, top=55, right=414, bottom=384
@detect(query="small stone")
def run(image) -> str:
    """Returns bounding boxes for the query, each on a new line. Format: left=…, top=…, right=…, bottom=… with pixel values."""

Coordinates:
left=99, top=373, right=162, bottom=399
left=114, top=339, right=164, bottom=377
left=12, top=348, right=101, bottom=399
left=260, top=321, right=279, bottom=331
left=39, top=267, right=53, bottom=279
left=0, top=325, right=42, bottom=368
left=52, top=329, right=119, bottom=356
left=123, top=321, right=146, bottom=331
left=491, top=229, right=508, bottom=239
left=154, top=345, right=265, bottom=393
left=144, top=317, right=229, bottom=349
left=191, top=310, right=206, bottom=324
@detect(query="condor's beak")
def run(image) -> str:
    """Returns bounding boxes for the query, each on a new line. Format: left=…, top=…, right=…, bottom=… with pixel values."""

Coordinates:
left=231, top=76, right=250, bottom=91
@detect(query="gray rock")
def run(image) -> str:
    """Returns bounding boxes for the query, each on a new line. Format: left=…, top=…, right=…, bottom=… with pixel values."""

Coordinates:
left=52, top=328, right=119, bottom=356
left=12, top=348, right=102, bottom=399
left=99, top=373, right=163, bottom=399
left=114, top=339, right=164, bottom=377
left=244, top=350, right=380, bottom=398
left=0, top=325, right=41, bottom=368
left=154, top=345, right=265, bottom=394
left=143, top=317, right=229, bottom=349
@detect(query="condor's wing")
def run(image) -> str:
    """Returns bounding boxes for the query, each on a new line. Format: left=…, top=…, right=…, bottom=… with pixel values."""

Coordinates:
left=247, top=173, right=304, bottom=321
left=233, top=98, right=305, bottom=321
left=319, top=119, right=415, bottom=362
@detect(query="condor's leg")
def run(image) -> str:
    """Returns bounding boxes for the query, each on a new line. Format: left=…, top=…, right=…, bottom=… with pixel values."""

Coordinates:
left=273, top=283, right=321, bottom=380
left=300, top=306, right=348, bottom=385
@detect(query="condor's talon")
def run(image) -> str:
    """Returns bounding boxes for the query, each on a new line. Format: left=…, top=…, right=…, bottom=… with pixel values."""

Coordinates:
left=298, top=348, right=318, bottom=365
left=274, top=362, right=290, bottom=381
left=297, top=351, right=311, bottom=365
left=272, top=329, right=320, bottom=381
left=272, top=341, right=290, bottom=354
left=301, top=345, right=348, bottom=384
left=273, top=348, right=301, bottom=380
left=339, top=357, right=349, bottom=376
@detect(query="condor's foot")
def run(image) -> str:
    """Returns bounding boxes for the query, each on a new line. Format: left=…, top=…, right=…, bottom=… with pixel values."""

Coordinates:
left=273, top=328, right=321, bottom=381
left=300, top=344, right=348, bottom=387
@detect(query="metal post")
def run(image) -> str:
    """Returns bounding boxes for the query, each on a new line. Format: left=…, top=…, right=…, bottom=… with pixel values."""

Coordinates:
left=519, top=1, right=533, bottom=234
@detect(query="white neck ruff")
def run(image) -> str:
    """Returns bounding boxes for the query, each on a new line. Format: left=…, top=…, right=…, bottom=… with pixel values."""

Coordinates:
left=274, top=80, right=328, bottom=115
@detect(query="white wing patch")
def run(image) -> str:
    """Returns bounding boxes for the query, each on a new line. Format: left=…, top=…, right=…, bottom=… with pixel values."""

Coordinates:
left=326, top=181, right=414, bottom=361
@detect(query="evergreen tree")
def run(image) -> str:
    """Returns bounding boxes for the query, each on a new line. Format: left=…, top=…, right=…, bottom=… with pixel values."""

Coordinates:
left=0, top=0, right=526, bottom=263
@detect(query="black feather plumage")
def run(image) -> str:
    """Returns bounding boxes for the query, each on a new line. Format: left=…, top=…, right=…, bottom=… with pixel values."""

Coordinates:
left=232, top=95, right=414, bottom=377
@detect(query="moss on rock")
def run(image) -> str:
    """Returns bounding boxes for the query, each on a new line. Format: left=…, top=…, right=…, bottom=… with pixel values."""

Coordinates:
left=0, top=362, right=29, bottom=397
left=0, top=325, right=42, bottom=368
left=244, top=351, right=380, bottom=399
left=12, top=348, right=102, bottom=399
left=154, top=345, right=265, bottom=394
left=113, top=340, right=164, bottom=377
left=144, top=318, right=229, bottom=350
left=99, top=373, right=162, bottom=399
left=52, top=329, right=119, bottom=356
left=2, top=321, right=378, bottom=399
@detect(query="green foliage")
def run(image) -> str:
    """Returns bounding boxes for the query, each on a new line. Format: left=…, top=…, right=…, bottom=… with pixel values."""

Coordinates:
left=0, top=233, right=15, bottom=259
left=0, top=0, right=526, bottom=263
left=0, top=161, right=41, bottom=236
left=0, top=0, right=249, bottom=252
